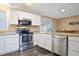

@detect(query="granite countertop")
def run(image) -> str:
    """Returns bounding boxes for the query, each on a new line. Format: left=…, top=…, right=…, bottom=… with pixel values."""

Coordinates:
left=34, top=32, right=79, bottom=37
left=0, top=32, right=19, bottom=36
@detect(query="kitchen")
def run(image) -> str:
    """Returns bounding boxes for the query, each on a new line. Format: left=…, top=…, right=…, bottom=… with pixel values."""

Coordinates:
left=0, top=3, right=79, bottom=56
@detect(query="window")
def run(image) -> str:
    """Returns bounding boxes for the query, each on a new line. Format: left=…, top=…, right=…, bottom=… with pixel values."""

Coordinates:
left=40, top=17, right=52, bottom=32
left=0, top=11, right=7, bottom=30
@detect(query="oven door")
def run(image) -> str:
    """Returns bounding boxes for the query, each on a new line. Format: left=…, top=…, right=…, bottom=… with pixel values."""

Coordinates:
left=19, top=34, right=33, bottom=51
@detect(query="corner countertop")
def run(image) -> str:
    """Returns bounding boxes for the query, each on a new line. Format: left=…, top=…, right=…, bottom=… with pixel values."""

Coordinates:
left=0, top=32, right=19, bottom=36
left=34, top=32, right=79, bottom=37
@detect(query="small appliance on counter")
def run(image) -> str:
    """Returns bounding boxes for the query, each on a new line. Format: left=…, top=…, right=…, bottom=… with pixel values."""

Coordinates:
left=17, top=28, right=33, bottom=51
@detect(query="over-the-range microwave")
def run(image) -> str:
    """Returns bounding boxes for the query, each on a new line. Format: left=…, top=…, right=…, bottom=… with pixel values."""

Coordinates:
left=18, top=18, right=32, bottom=25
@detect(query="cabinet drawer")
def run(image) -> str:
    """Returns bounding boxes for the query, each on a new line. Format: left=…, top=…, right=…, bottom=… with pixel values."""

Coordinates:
left=68, top=50, right=79, bottom=56
left=5, top=38, right=19, bottom=44
left=69, top=36, right=79, bottom=42
left=5, top=43, right=19, bottom=52
left=0, top=44, right=4, bottom=50
left=5, top=35, right=19, bottom=39
left=69, top=41, right=79, bottom=52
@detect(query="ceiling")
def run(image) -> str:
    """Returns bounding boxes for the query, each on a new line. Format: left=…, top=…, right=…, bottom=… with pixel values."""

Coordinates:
left=10, top=3, right=79, bottom=18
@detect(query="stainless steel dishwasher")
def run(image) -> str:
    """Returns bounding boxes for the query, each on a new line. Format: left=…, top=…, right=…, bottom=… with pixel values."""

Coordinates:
left=53, top=35, right=68, bottom=56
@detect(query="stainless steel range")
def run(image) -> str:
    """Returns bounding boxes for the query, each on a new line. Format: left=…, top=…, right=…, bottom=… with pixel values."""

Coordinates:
left=17, top=29, right=33, bottom=51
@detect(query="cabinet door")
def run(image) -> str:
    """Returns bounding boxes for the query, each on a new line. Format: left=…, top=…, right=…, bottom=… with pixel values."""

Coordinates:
left=31, top=14, right=41, bottom=25
left=10, top=9, right=20, bottom=24
left=45, top=35, right=52, bottom=51
left=68, top=50, right=79, bottom=56
left=69, top=41, right=79, bottom=52
left=38, top=35, right=45, bottom=48
left=69, top=36, right=79, bottom=42
left=33, top=34, right=39, bottom=46
left=0, top=38, right=4, bottom=55
left=5, top=35, right=19, bottom=44
left=68, top=36, right=79, bottom=56
left=5, top=43, right=19, bottom=53
left=33, top=34, right=45, bottom=47
left=38, top=34, right=53, bottom=52
left=4, top=35, right=19, bottom=53
left=24, top=13, right=41, bottom=25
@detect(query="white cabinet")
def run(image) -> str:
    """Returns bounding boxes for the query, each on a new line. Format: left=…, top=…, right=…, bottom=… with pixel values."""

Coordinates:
left=0, top=36, right=4, bottom=55
left=45, top=35, right=53, bottom=51
left=33, top=34, right=40, bottom=46
left=30, top=14, right=41, bottom=25
left=33, top=33, right=53, bottom=52
left=68, top=50, right=79, bottom=56
left=0, top=34, right=19, bottom=55
left=69, top=41, right=79, bottom=52
left=10, top=9, right=20, bottom=24
left=5, top=43, right=19, bottom=53
left=4, top=34, right=19, bottom=54
left=10, top=9, right=41, bottom=25
left=38, top=34, right=45, bottom=48
left=68, top=36, right=79, bottom=56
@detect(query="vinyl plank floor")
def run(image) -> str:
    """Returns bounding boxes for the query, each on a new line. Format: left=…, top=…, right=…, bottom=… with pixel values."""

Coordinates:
left=4, top=46, right=56, bottom=56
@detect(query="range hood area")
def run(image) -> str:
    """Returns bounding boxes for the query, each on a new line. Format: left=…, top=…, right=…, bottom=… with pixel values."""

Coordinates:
left=18, top=18, right=32, bottom=26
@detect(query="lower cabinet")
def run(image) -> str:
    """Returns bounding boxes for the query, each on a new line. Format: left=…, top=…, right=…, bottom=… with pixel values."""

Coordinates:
left=0, top=37, right=5, bottom=55
left=43, top=34, right=53, bottom=51
left=33, top=34, right=40, bottom=46
left=0, top=34, right=19, bottom=55
left=68, top=36, right=79, bottom=56
left=5, top=43, right=19, bottom=53
left=68, top=50, right=79, bottom=56
left=33, top=34, right=53, bottom=52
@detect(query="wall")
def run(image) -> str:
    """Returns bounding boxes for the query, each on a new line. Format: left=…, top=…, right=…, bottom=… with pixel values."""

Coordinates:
left=52, top=18, right=59, bottom=32
left=57, top=15, right=79, bottom=31
left=0, top=4, right=10, bottom=32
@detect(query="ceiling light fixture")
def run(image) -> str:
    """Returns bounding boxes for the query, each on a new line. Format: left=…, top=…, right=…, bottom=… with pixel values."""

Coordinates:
left=25, top=0, right=33, bottom=7
left=25, top=3, right=33, bottom=6
left=60, top=8, right=66, bottom=13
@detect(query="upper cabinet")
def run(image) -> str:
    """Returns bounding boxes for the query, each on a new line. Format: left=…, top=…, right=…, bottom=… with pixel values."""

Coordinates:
left=10, top=9, right=41, bottom=25
left=28, top=13, right=41, bottom=25
left=10, top=9, right=20, bottom=25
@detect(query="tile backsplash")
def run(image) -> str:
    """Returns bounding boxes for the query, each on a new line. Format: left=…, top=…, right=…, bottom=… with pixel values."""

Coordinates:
left=9, top=25, right=40, bottom=32
left=57, top=16, right=79, bottom=31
